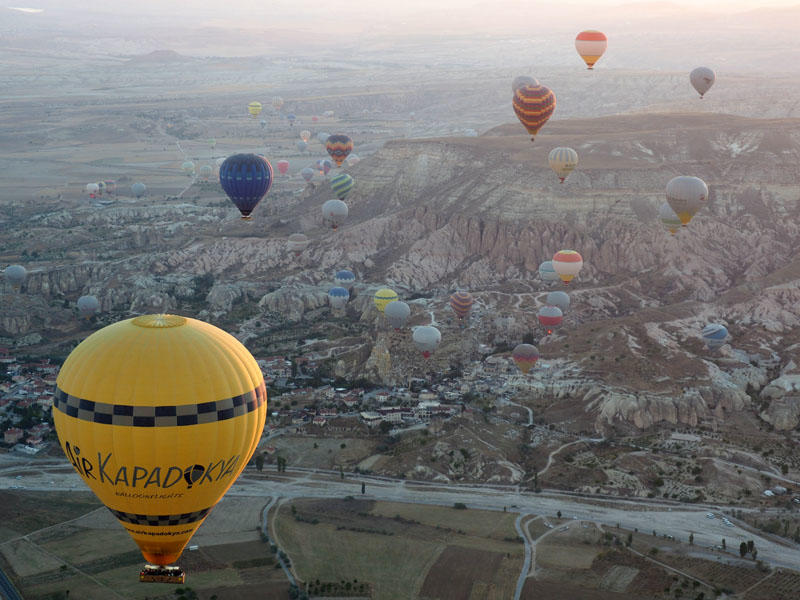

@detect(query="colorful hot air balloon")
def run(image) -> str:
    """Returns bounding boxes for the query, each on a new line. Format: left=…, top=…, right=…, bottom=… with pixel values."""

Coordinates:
left=552, top=250, right=583, bottom=284
left=690, top=67, right=715, bottom=99
left=4, top=265, right=27, bottom=290
left=330, top=173, right=354, bottom=200
left=301, top=167, right=314, bottom=182
left=321, top=199, right=348, bottom=229
left=412, top=326, right=441, bottom=359
left=219, top=154, right=273, bottom=219
left=512, top=82, right=556, bottom=142
left=548, top=147, right=578, bottom=183
left=77, top=295, right=100, bottom=319
left=272, top=96, right=284, bottom=111
left=276, top=160, right=290, bottom=175
left=181, top=161, right=195, bottom=177
left=300, top=130, right=311, bottom=143
left=384, top=300, right=411, bottom=330
left=297, top=140, right=308, bottom=153
left=131, top=182, right=146, bottom=198
left=316, top=159, right=333, bottom=176
left=325, top=134, right=353, bottom=167
left=86, top=183, right=100, bottom=198
left=538, top=305, right=563, bottom=335
left=347, top=154, right=361, bottom=167
left=198, top=165, right=213, bottom=181
left=512, top=76, right=538, bottom=93
left=247, top=101, right=262, bottom=117
left=575, top=30, right=607, bottom=69
left=546, top=291, right=570, bottom=313
left=374, top=288, right=399, bottom=313
left=53, top=314, right=266, bottom=568
left=702, top=323, right=728, bottom=351
left=666, top=176, right=708, bottom=226
left=312, top=115, right=319, bottom=123
left=512, top=343, right=539, bottom=374
left=334, top=270, right=356, bottom=289
left=287, top=233, right=309, bottom=256
left=449, top=291, right=474, bottom=320
left=539, top=260, right=560, bottom=283
left=328, top=287, right=350, bottom=310
left=659, top=202, right=682, bottom=235
left=287, top=113, right=296, bottom=126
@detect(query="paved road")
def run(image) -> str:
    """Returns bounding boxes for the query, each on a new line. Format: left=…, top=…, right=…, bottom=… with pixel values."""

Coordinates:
left=513, top=514, right=534, bottom=600
left=0, top=568, right=22, bottom=600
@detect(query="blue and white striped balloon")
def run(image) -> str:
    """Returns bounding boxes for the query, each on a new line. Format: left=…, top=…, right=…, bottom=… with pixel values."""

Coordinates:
left=702, top=323, right=728, bottom=350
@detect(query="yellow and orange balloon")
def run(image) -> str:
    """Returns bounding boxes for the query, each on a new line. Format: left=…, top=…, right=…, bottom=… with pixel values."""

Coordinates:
left=575, top=30, right=607, bottom=69
left=512, top=81, right=556, bottom=142
left=53, top=315, right=266, bottom=567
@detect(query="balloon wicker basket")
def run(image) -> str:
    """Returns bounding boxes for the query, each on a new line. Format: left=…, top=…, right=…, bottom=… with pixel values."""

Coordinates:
left=139, top=564, right=186, bottom=584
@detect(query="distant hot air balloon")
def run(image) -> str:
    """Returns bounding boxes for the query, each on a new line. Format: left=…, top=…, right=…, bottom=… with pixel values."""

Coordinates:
left=297, top=140, right=308, bottom=152
left=322, top=199, right=348, bottom=229
left=575, top=30, right=608, bottom=69
left=324, top=110, right=334, bottom=118
left=546, top=291, right=570, bottom=313
left=301, top=167, right=314, bottom=182
left=247, top=101, right=262, bottom=117
left=330, top=173, right=354, bottom=200
left=702, top=323, right=728, bottom=351
left=276, top=160, right=290, bottom=175
left=328, top=287, right=350, bottom=310
left=181, top=161, right=195, bottom=177
left=219, top=154, right=273, bottom=219
left=287, top=233, right=309, bottom=256
left=512, top=82, right=556, bottom=142
left=373, top=288, right=399, bottom=313
left=316, top=159, right=333, bottom=176
left=260, top=119, right=267, bottom=130
left=209, top=138, right=216, bottom=149
left=449, top=291, right=474, bottom=320
left=326, top=134, right=353, bottom=167
left=53, top=314, right=266, bottom=568
left=300, top=130, right=311, bottom=143
left=690, top=67, right=715, bottom=99
left=347, top=154, right=361, bottom=167
left=334, top=269, right=356, bottom=289
left=86, top=183, right=100, bottom=198
left=512, top=76, right=538, bottom=93
left=512, top=343, right=539, bottom=374
left=548, top=147, right=578, bottom=183
left=4, top=265, right=27, bottom=290
left=131, top=182, right=146, bottom=198
left=538, top=305, right=563, bottom=334
left=317, top=132, right=330, bottom=144
left=539, top=260, right=560, bottom=283
left=312, top=116, right=319, bottom=122
left=552, top=250, right=583, bottom=284
left=198, top=165, right=213, bottom=181
left=287, top=113, right=296, bottom=126
left=272, top=96, right=284, bottom=111
left=77, top=295, right=100, bottom=319
left=384, top=300, right=411, bottom=330
left=659, top=202, right=682, bottom=235
left=412, top=326, right=441, bottom=359
left=666, top=176, right=708, bottom=226
left=97, top=181, right=107, bottom=196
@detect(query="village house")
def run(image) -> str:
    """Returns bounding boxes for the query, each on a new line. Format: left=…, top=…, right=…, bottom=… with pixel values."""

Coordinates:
left=4, top=428, right=24, bottom=444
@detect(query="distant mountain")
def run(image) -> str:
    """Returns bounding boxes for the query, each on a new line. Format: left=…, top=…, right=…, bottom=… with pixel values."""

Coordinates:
left=125, top=50, right=192, bottom=64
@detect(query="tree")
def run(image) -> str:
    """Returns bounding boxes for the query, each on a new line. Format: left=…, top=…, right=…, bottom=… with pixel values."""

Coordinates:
left=747, top=540, right=755, bottom=554
left=752, top=549, right=758, bottom=560
left=739, top=542, right=748, bottom=557
left=721, top=538, right=726, bottom=550
left=361, top=482, right=366, bottom=495
left=557, top=511, right=562, bottom=518
left=379, top=420, right=392, bottom=434
left=626, top=532, right=633, bottom=546
left=255, top=453, right=264, bottom=472
left=689, top=533, right=694, bottom=545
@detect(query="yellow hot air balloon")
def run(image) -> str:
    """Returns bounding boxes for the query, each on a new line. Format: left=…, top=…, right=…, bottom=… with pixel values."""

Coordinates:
left=53, top=314, right=266, bottom=570
left=548, top=147, right=578, bottom=183
left=247, top=101, right=263, bottom=118
left=373, top=288, right=398, bottom=313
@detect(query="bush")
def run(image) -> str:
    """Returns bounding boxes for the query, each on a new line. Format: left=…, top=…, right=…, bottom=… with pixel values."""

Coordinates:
left=453, top=502, right=467, bottom=510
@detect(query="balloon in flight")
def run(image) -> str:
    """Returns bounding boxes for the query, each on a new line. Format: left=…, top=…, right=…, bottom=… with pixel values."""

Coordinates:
left=702, top=323, right=728, bottom=350
left=276, top=160, right=290, bottom=175
left=546, top=291, right=570, bottom=313
left=575, top=30, right=607, bottom=69
left=297, top=140, right=308, bottom=152
left=86, top=183, right=100, bottom=198
left=219, top=154, right=274, bottom=219
left=300, top=130, right=311, bottom=143
left=658, top=202, right=682, bottom=235
left=512, top=81, right=556, bottom=141
left=690, top=67, right=715, bottom=99
left=321, top=199, right=348, bottom=229
left=4, top=265, right=27, bottom=289
left=287, top=113, right=296, bottom=126
left=539, top=260, right=560, bottom=282
left=198, top=165, right=213, bottom=181
left=412, top=326, right=441, bottom=358
left=181, top=161, right=195, bottom=176
left=347, top=154, right=361, bottom=167
left=130, top=182, right=146, bottom=198
left=316, top=159, right=332, bottom=176
left=328, top=287, right=350, bottom=309
left=552, top=250, right=583, bottom=284
left=384, top=300, right=411, bottom=330
left=247, top=101, right=262, bottom=117
left=272, top=96, right=284, bottom=111
left=53, top=314, right=266, bottom=567
left=300, top=167, right=314, bottom=182
left=373, top=288, right=399, bottom=313
left=449, top=291, right=474, bottom=320
left=512, top=76, right=538, bottom=93
left=287, top=233, right=309, bottom=256
left=548, top=147, right=578, bottom=183
left=77, top=295, right=100, bottom=319
left=512, top=343, right=539, bottom=374
left=334, top=269, right=356, bottom=288
left=538, top=305, right=563, bottom=334
left=666, top=176, right=708, bottom=226
left=326, top=134, right=354, bottom=167
left=330, top=173, right=354, bottom=200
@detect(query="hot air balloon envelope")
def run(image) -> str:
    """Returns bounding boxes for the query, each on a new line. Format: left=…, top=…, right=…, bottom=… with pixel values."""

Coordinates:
left=325, top=134, right=353, bottom=167
left=512, top=82, right=556, bottom=141
left=219, top=154, right=273, bottom=219
left=690, top=67, right=715, bottom=98
left=552, top=250, right=583, bottom=284
left=512, top=344, right=539, bottom=374
left=575, top=30, right=608, bottom=69
left=374, top=288, right=399, bottom=313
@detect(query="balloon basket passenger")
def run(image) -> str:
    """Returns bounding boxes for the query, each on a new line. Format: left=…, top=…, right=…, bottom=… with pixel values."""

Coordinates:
left=139, top=564, right=186, bottom=584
